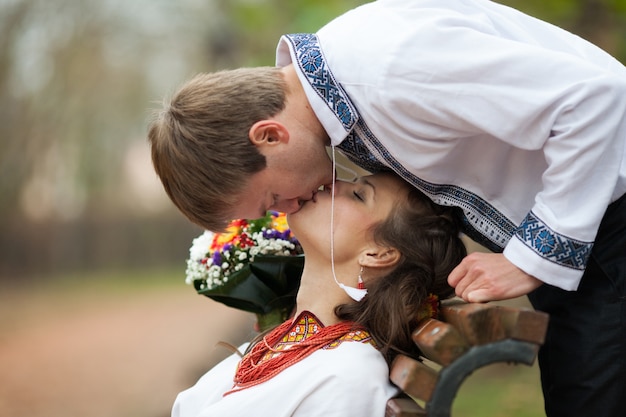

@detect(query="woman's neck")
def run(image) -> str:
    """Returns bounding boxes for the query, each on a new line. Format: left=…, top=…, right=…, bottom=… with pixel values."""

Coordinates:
left=294, top=260, right=355, bottom=326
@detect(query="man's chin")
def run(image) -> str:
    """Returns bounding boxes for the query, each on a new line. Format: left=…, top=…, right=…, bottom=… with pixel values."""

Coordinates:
left=290, top=204, right=305, bottom=213
left=291, top=200, right=313, bottom=213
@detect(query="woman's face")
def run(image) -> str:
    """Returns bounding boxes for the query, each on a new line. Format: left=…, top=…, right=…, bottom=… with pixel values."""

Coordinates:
left=287, top=173, right=408, bottom=260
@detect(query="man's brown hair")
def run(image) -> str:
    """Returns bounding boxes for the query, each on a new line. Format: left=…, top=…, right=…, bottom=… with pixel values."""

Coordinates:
left=148, top=67, right=287, bottom=231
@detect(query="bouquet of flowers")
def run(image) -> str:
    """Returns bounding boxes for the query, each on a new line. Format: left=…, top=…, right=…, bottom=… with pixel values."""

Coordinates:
left=185, top=212, right=304, bottom=330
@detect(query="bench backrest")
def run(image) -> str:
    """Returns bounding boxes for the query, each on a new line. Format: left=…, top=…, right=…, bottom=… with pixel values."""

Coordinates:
left=386, top=300, right=549, bottom=417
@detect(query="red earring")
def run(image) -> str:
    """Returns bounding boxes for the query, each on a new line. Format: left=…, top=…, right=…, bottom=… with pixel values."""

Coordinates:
left=357, top=267, right=366, bottom=289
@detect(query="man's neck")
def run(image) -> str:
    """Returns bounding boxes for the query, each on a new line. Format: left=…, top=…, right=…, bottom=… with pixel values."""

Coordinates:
left=280, top=64, right=330, bottom=145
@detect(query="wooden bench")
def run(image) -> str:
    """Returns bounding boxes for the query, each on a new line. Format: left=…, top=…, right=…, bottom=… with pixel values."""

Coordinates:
left=386, top=299, right=549, bottom=417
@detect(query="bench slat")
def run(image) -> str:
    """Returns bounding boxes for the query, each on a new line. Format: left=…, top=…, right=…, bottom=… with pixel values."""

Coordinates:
left=439, top=301, right=548, bottom=346
left=385, top=396, right=426, bottom=417
left=389, top=355, right=438, bottom=402
left=497, top=305, right=549, bottom=344
left=412, top=318, right=469, bottom=366
left=439, top=302, right=504, bottom=345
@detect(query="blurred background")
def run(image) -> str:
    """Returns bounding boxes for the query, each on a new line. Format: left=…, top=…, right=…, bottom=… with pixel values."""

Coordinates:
left=0, top=1, right=624, bottom=416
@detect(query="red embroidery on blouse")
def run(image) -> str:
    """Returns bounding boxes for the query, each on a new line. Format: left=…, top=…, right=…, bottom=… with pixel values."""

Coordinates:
left=225, top=312, right=373, bottom=395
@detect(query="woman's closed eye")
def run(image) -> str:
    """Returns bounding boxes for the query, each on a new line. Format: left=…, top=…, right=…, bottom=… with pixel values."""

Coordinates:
left=351, top=177, right=376, bottom=202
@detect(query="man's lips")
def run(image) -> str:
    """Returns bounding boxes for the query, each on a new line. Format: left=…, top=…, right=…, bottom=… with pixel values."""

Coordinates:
left=295, top=191, right=317, bottom=210
left=299, top=185, right=332, bottom=208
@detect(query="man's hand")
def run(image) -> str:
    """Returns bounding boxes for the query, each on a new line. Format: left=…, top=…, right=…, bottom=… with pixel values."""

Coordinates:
left=448, top=253, right=543, bottom=302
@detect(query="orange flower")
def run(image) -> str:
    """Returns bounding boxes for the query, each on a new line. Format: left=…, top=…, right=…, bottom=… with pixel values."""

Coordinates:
left=211, top=219, right=248, bottom=251
left=271, top=213, right=291, bottom=235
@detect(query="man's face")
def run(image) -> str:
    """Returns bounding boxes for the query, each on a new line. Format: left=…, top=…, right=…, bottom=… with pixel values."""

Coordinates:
left=231, top=147, right=334, bottom=220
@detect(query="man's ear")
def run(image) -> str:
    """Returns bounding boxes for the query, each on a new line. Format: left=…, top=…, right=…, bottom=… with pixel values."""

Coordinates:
left=249, top=120, right=289, bottom=147
left=358, top=246, right=401, bottom=269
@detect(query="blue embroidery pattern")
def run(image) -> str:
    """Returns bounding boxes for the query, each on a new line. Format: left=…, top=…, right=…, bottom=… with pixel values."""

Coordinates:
left=339, top=132, right=390, bottom=173
left=515, top=212, right=592, bottom=270
left=285, top=34, right=358, bottom=131
left=286, top=32, right=592, bottom=270
left=350, top=119, right=515, bottom=252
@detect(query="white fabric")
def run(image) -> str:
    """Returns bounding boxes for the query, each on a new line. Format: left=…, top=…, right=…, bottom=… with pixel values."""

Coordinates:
left=276, top=0, right=626, bottom=291
left=172, top=342, right=398, bottom=417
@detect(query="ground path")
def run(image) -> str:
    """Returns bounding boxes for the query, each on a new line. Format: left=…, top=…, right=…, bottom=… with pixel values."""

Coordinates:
left=0, top=279, right=253, bottom=417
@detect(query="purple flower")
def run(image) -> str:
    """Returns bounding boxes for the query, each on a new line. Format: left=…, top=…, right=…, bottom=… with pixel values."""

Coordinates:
left=263, top=229, right=278, bottom=239
left=212, top=252, right=222, bottom=265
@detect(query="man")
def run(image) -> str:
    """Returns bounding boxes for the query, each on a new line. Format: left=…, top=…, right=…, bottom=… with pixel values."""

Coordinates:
left=148, top=1, right=626, bottom=416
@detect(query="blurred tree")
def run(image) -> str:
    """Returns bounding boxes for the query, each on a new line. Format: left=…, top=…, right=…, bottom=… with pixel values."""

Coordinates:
left=502, top=0, right=626, bottom=57
left=0, top=1, right=30, bottom=217
left=0, top=0, right=214, bottom=221
left=213, top=0, right=368, bottom=66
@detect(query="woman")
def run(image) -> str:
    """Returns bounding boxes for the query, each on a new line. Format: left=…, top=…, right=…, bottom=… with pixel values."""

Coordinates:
left=172, top=173, right=467, bottom=416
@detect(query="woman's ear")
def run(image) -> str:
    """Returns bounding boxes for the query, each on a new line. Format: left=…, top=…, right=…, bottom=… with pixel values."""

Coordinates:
left=358, top=246, right=401, bottom=269
left=249, top=120, right=290, bottom=147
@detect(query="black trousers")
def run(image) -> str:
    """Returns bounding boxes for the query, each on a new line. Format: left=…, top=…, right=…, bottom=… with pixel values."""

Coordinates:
left=529, top=193, right=626, bottom=417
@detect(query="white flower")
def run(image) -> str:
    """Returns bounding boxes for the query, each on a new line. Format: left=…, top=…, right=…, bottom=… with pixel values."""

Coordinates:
left=189, top=231, right=214, bottom=260
left=185, top=258, right=208, bottom=285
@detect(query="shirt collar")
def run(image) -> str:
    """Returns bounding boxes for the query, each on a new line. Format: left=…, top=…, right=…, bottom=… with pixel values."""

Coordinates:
left=276, top=33, right=359, bottom=146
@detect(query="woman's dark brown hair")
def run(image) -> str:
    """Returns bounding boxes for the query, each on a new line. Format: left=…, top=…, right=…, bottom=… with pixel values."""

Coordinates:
left=335, top=186, right=467, bottom=365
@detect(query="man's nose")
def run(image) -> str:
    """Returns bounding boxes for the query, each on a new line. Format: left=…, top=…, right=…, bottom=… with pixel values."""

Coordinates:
left=270, top=198, right=302, bottom=214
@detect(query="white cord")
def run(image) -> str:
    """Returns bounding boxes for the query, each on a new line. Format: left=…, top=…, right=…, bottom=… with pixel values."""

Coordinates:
left=330, top=146, right=367, bottom=302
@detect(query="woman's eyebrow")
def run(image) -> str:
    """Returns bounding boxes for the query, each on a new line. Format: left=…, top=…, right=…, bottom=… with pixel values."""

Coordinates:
left=361, top=178, right=376, bottom=200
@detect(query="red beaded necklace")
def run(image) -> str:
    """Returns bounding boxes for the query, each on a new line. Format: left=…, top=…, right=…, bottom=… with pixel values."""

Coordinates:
left=225, top=312, right=364, bottom=395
